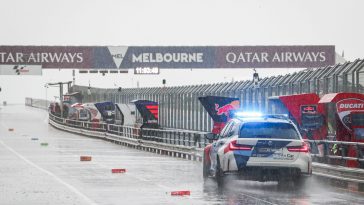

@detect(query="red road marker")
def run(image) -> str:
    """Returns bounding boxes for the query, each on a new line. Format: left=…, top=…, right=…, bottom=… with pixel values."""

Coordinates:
left=80, top=156, right=92, bottom=161
left=171, top=190, right=190, bottom=196
left=111, top=168, right=126, bottom=173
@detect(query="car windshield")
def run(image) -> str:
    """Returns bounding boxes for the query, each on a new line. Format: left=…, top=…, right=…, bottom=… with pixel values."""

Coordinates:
left=239, top=122, right=300, bottom=139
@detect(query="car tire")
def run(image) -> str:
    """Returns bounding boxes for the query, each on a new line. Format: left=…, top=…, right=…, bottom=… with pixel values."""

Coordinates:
left=203, top=152, right=210, bottom=179
left=215, top=156, right=225, bottom=187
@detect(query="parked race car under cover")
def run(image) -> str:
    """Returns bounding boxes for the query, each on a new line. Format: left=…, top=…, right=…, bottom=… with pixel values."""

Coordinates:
left=203, top=112, right=312, bottom=186
left=94, top=101, right=116, bottom=124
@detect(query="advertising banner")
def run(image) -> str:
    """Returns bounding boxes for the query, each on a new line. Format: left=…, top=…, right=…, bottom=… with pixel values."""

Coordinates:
left=0, top=46, right=335, bottom=69
left=336, top=98, right=364, bottom=130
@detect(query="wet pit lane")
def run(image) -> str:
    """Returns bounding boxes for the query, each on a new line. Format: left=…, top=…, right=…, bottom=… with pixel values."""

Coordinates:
left=0, top=105, right=363, bottom=204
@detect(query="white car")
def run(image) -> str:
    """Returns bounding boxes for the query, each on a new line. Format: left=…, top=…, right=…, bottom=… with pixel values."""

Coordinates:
left=203, top=113, right=312, bottom=186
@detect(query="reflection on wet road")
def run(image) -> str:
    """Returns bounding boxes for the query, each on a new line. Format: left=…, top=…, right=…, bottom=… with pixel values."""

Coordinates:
left=0, top=105, right=363, bottom=204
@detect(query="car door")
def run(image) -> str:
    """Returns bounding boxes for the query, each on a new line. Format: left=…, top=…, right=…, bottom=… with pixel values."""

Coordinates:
left=210, top=121, right=235, bottom=171
left=216, top=121, right=235, bottom=150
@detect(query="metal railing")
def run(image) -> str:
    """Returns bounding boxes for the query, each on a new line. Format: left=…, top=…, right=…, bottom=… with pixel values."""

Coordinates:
left=46, top=112, right=364, bottom=189
left=49, top=114, right=109, bottom=132
left=307, top=140, right=364, bottom=168
left=70, top=59, right=364, bottom=132
left=49, top=113, right=210, bottom=149
left=48, top=112, right=364, bottom=169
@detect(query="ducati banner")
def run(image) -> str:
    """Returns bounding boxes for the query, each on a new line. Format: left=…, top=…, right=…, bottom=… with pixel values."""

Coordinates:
left=336, top=98, right=364, bottom=130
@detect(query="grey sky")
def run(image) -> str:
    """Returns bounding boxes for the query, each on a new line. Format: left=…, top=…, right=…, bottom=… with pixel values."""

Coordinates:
left=0, top=0, right=363, bottom=103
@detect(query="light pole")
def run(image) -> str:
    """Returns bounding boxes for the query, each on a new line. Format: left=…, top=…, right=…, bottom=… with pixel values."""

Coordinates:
left=87, top=81, right=92, bottom=102
left=44, top=83, right=49, bottom=109
left=253, top=68, right=260, bottom=87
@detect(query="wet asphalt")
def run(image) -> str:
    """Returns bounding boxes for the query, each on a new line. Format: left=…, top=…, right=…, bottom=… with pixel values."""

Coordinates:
left=0, top=105, right=363, bottom=205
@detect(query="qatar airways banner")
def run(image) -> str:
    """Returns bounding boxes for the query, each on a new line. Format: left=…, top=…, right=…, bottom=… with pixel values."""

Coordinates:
left=0, top=46, right=335, bottom=69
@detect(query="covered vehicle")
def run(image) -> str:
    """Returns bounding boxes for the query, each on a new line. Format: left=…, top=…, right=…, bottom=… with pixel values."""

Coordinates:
left=269, top=92, right=364, bottom=168
left=203, top=113, right=312, bottom=186
left=115, top=103, right=137, bottom=126
left=68, top=103, right=90, bottom=121
left=268, top=93, right=326, bottom=140
left=131, top=100, right=159, bottom=129
left=198, top=96, right=240, bottom=134
left=94, top=101, right=116, bottom=124
left=82, top=103, right=102, bottom=122
left=49, top=102, right=61, bottom=116
left=49, top=102, right=69, bottom=118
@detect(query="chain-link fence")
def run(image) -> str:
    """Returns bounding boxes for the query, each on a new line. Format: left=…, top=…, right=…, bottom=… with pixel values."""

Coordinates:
left=70, top=59, right=364, bottom=132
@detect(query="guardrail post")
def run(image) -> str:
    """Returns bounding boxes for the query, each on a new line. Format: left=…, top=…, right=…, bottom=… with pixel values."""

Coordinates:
left=323, top=142, right=329, bottom=164
left=356, top=144, right=363, bottom=168
left=162, top=131, right=166, bottom=143
left=158, top=130, right=162, bottom=142
left=194, top=133, right=199, bottom=148
left=168, top=131, right=171, bottom=144
left=341, top=144, right=348, bottom=166
left=177, top=132, right=181, bottom=145
left=172, top=131, right=175, bottom=144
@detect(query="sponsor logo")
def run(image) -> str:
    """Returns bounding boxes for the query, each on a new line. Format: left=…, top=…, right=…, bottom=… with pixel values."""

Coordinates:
left=215, top=100, right=240, bottom=117
left=339, top=103, right=364, bottom=109
left=272, top=153, right=294, bottom=160
left=13, top=65, right=29, bottom=75
left=301, top=105, right=317, bottom=114
left=132, top=52, right=204, bottom=63
left=147, top=119, right=158, bottom=124
left=336, top=98, right=364, bottom=130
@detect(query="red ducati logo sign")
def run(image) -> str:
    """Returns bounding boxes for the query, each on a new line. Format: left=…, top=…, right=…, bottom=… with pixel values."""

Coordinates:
left=336, top=98, right=364, bottom=130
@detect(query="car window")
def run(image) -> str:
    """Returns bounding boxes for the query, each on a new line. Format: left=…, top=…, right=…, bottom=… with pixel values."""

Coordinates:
left=231, top=122, right=240, bottom=136
left=219, top=121, right=232, bottom=137
left=239, top=122, right=300, bottom=139
left=221, top=122, right=235, bottom=138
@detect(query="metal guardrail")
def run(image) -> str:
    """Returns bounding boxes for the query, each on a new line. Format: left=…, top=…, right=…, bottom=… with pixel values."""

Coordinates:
left=306, top=140, right=364, bottom=168
left=49, top=113, right=210, bottom=149
left=48, top=113, right=364, bottom=191
left=49, top=113, right=364, bottom=169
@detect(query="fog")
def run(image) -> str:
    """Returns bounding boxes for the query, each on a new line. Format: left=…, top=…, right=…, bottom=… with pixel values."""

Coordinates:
left=0, top=0, right=363, bottom=103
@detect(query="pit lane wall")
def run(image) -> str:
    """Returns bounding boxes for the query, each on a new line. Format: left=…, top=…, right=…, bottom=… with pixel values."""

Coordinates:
left=45, top=111, right=364, bottom=192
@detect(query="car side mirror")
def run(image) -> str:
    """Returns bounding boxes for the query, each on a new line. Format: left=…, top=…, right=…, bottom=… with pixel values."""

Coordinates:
left=206, top=133, right=218, bottom=140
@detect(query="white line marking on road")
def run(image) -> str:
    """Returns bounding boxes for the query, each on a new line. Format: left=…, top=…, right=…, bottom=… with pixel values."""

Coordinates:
left=0, top=139, right=98, bottom=205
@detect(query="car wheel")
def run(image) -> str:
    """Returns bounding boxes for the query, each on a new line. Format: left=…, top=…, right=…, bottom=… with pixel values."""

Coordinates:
left=203, top=152, right=210, bottom=179
left=215, top=156, right=225, bottom=186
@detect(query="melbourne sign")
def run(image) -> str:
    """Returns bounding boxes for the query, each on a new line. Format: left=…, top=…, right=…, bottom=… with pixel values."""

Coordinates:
left=0, top=46, right=335, bottom=69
